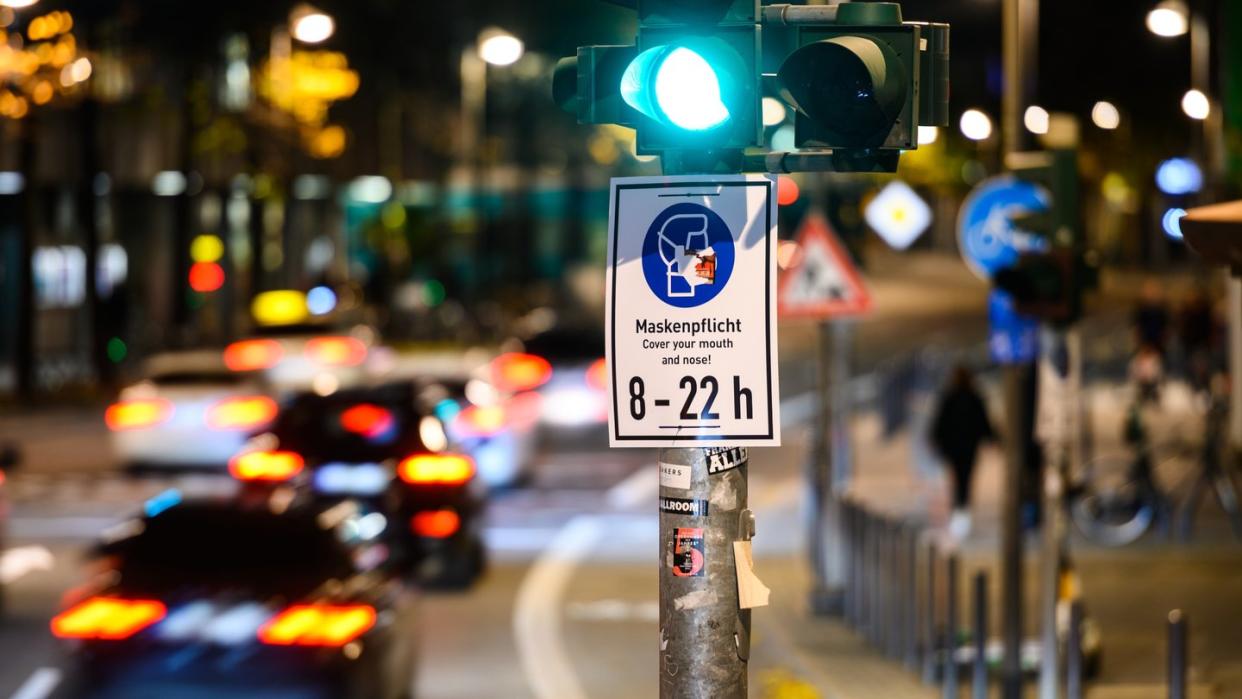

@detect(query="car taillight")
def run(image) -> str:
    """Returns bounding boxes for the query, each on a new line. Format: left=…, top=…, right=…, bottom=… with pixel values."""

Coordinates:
left=586, top=357, right=607, bottom=391
left=411, top=509, right=461, bottom=538
left=105, top=399, right=173, bottom=431
left=223, top=339, right=284, bottom=372
left=51, top=597, right=166, bottom=640
left=258, top=604, right=377, bottom=647
left=490, top=352, right=553, bottom=392
left=454, top=404, right=506, bottom=438
left=229, top=450, right=304, bottom=482
left=304, top=336, right=367, bottom=367
left=339, top=403, right=394, bottom=438
left=207, top=396, right=278, bottom=430
left=397, top=453, right=475, bottom=486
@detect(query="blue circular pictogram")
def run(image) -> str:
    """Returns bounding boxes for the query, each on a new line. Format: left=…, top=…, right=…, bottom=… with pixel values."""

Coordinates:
left=957, top=176, right=1050, bottom=280
left=641, top=202, right=735, bottom=308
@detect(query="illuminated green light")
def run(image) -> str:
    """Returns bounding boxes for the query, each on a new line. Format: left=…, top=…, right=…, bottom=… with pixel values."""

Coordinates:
left=621, top=45, right=730, bottom=132
left=106, top=337, right=127, bottom=363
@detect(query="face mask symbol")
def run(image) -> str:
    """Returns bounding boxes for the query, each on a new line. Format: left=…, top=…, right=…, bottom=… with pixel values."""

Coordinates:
left=656, top=214, right=717, bottom=299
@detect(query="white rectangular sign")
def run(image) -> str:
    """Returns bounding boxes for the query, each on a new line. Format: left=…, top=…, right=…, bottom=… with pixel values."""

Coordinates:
left=605, top=175, right=781, bottom=448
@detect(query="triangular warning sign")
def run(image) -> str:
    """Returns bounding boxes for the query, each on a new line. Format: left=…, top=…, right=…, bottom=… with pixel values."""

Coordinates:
left=778, top=211, right=872, bottom=318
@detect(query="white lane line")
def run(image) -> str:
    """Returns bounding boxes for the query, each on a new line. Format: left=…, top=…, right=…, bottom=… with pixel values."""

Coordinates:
left=9, top=667, right=62, bottom=699
left=513, top=516, right=602, bottom=699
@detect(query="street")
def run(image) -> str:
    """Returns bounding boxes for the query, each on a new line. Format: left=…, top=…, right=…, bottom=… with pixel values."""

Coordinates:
left=3, top=255, right=1241, bottom=698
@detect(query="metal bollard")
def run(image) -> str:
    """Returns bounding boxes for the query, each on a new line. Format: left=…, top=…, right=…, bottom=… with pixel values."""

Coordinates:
left=943, top=553, right=959, bottom=699
left=972, top=571, right=988, bottom=699
left=888, top=521, right=905, bottom=659
left=870, top=513, right=884, bottom=647
left=1066, top=601, right=1083, bottom=699
left=1168, top=610, right=1187, bottom=699
left=905, top=525, right=921, bottom=671
left=922, top=540, right=939, bottom=685
left=851, top=503, right=863, bottom=628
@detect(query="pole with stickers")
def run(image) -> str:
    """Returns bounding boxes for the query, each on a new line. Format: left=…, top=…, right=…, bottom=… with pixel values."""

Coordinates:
left=553, top=3, right=950, bottom=696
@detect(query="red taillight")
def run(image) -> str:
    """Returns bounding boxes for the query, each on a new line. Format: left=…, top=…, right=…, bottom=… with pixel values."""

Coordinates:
left=586, top=358, right=607, bottom=392
left=339, top=403, right=394, bottom=438
left=207, top=396, right=278, bottom=430
left=411, top=509, right=461, bottom=538
left=304, top=336, right=367, bottom=367
left=105, top=399, right=173, bottom=431
left=455, top=404, right=506, bottom=438
left=223, top=339, right=284, bottom=372
left=51, top=597, right=166, bottom=640
left=229, top=450, right=304, bottom=482
left=258, top=604, right=377, bottom=647
left=397, top=453, right=475, bottom=486
left=490, top=352, right=552, bottom=392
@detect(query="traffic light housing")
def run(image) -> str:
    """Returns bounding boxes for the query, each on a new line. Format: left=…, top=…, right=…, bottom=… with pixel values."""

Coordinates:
left=993, top=150, right=1097, bottom=325
left=775, top=4, right=948, bottom=170
left=552, top=1, right=950, bottom=173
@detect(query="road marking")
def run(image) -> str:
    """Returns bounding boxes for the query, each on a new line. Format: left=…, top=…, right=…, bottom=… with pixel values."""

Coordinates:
left=512, top=392, right=816, bottom=699
left=9, top=668, right=62, bottom=699
left=513, top=516, right=601, bottom=699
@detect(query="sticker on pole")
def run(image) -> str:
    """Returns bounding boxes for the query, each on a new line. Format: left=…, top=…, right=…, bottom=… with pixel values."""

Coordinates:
left=671, top=527, right=706, bottom=577
left=777, top=211, right=871, bottom=318
left=606, top=175, right=780, bottom=448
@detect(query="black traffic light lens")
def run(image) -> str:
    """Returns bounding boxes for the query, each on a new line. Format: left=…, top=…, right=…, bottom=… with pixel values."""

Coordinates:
left=778, top=36, right=907, bottom=149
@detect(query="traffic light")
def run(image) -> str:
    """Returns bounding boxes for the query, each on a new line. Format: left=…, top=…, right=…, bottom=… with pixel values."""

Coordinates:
left=552, top=2, right=950, bottom=173
left=993, top=150, right=1097, bottom=325
left=775, top=3, right=948, bottom=171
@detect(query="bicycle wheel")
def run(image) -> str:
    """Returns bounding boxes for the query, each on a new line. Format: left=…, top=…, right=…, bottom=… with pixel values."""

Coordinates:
left=1070, top=454, right=1157, bottom=546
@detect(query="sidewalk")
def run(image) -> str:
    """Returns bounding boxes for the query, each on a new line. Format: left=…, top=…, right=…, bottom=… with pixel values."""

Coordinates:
left=751, top=378, right=1241, bottom=699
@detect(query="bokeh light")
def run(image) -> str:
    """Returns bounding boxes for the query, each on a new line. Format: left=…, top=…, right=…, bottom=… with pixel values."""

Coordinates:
left=959, top=109, right=992, bottom=141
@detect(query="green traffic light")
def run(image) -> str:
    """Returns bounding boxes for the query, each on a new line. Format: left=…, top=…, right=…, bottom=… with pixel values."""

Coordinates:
left=621, top=41, right=737, bottom=132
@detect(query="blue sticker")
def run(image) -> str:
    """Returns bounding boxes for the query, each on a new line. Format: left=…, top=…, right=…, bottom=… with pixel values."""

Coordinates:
left=641, top=202, right=735, bottom=308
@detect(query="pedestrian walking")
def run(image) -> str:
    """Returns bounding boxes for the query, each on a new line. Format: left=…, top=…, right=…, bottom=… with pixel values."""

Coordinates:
left=930, top=365, right=995, bottom=539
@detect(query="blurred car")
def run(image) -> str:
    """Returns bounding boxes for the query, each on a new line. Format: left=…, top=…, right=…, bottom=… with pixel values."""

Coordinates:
left=107, top=351, right=278, bottom=470
left=0, top=443, right=19, bottom=616
left=234, top=381, right=487, bottom=587
left=518, top=326, right=607, bottom=432
left=379, top=348, right=541, bottom=489
left=222, top=323, right=377, bottom=397
left=52, top=497, right=417, bottom=699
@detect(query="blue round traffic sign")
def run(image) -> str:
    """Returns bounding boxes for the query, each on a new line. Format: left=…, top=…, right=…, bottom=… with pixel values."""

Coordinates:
left=641, top=202, right=735, bottom=308
left=957, top=176, right=1050, bottom=280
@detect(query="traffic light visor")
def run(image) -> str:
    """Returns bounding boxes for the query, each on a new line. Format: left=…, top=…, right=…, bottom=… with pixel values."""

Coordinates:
left=621, top=43, right=732, bottom=131
left=778, top=36, right=906, bottom=148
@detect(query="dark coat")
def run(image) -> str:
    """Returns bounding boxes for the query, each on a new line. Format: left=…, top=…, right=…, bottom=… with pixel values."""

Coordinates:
left=931, top=386, right=994, bottom=469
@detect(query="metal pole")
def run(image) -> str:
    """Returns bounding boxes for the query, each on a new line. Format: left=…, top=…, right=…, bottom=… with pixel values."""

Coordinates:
left=973, top=571, right=989, bottom=699
left=1167, top=610, right=1187, bottom=699
left=943, top=553, right=959, bottom=699
left=1039, top=327, right=1076, bottom=699
left=659, top=447, right=750, bottom=699
left=1002, top=0, right=1037, bottom=693
left=810, top=320, right=847, bottom=614
left=1066, top=601, right=1084, bottom=699
left=1229, top=278, right=1242, bottom=450
left=1001, top=365, right=1031, bottom=699
left=922, top=541, right=939, bottom=685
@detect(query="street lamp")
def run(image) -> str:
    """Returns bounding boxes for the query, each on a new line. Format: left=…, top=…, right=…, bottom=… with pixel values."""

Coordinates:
left=478, top=28, right=524, bottom=67
left=1146, top=1, right=1188, bottom=38
left=960, top=109, right=993, bottom=141
left=1023, top=106, right=1049, bottom=135
left=1091, top=101, right=1121, bottom=130
left=1182, top=89, right=1209, bottom=120
left=291, top=5, right=334, bottom=44
left=0, top=0, right=39, bottom=8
